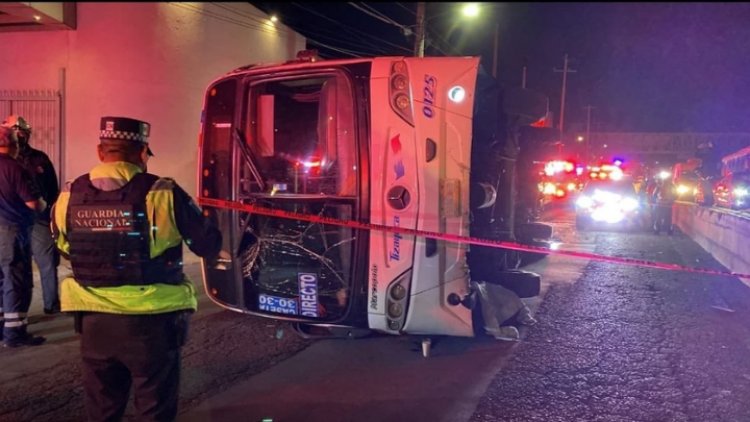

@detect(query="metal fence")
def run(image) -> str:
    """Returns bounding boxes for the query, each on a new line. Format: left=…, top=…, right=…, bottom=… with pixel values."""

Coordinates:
left=0, top=89, right=63, bottom=184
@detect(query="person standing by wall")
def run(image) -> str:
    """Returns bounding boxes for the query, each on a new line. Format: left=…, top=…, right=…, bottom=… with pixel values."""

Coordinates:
left=652, top=177, right=676, bottom=235
left=0, top=126, right=47, bottom=348
left=52, top=116, right=222, bottom=421
left=2, top=115, right=61, bottom=314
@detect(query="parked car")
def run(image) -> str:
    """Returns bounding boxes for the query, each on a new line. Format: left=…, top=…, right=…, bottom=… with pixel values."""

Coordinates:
left=713, top=172, right=750, bottom=210
left=575, top=178, right=641, bottom=230
left=673, top=170, right=701, bottom=202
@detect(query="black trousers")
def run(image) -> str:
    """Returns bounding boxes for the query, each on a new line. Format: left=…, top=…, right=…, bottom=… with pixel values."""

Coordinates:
left=0, top=224, right=33, bottom=342
left=653, top=204, right=673, bottom=233
left=79, top=311, right=190, bottom=422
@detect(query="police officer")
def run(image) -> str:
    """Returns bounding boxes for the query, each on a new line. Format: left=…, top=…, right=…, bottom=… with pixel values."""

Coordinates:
left=52, top=116, right=222, bottom=421
left=653, top=177, right=676, bottom=235
left=0, top=126, right=47, bottom=348
left=2, top=115, right=61, bottom=314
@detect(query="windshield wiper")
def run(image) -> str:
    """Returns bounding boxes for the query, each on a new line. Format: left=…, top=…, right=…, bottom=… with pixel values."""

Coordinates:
left=233, top=127, right=266, bottom=192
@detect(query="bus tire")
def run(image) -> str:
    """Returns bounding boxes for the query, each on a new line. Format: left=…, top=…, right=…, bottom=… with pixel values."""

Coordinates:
left=488, top=270, right=541, bottom=298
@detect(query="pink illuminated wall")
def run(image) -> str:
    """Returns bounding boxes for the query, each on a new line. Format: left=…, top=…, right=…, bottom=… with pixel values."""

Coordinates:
left=0, top=2, right=305, bottom=194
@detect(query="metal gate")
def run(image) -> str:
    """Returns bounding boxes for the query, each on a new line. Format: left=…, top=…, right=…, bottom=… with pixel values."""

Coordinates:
left=0, top=89, right=63, bottom=185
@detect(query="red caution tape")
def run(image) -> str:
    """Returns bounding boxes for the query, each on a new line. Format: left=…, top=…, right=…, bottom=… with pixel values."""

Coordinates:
left=199, top=197, right=750, bottom=280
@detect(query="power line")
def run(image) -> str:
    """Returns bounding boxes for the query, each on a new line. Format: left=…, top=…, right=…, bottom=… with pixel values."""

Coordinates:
left=348, top=2, right=408, bottom=31
left=212, top=3, right=280, bottom=26
left=171, top=3, right=273, bottom=33
left=173, top=3, right=370, bottom=59
left=359, top=2, right=412, bottom=31
left=291, top=3, right=412, bottom=54
left=283, top=6, right=400, bottom=55
left=298, top=26, right=395, bottom=56
left=306, top=39, right=368, bottom=58
left=290, top=19, right=403, bottom=56
left=395, top=2, right=417, bottom=16
left=424, top=29, right=460, bottom=56
left=168, top=3, right=289, bottom=38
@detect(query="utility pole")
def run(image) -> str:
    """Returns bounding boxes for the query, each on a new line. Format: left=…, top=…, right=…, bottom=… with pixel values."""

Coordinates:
left=553, top=54, right=577, bottom=138
left=521, top=57, right=527, bottom=88
left=584, top=105, right=595, bottom=162
left=414, top=2, right=426, bottom=57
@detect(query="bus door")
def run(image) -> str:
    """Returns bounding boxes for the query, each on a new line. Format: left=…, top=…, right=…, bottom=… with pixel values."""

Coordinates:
left=200, top=68, right=366, bottom=326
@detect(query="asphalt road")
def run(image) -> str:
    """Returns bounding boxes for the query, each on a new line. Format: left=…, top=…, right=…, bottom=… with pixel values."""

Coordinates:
left=181, top=204, right=750, bottom=422
left=0, top=253, right=312, bottom=422
left=471, top=207, right=750, bottom=422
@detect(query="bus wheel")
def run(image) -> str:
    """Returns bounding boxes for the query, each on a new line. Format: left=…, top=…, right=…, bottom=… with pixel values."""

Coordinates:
left=491, top=270, right=541, bottom=298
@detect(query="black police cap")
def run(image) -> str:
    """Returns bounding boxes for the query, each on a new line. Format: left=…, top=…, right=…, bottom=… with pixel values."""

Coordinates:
left=99, top=116, right=154, bottom=156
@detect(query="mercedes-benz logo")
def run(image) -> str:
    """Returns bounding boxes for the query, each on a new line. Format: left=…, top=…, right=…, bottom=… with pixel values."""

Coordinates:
left=387, top=186, right=410, bottom=210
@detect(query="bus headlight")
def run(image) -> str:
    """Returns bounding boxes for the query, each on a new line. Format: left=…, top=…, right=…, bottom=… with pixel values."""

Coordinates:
left=389, top=61, right=414, bottom=126
left=387, top=302, right=403, bottom=318
left=394, top=94, right=410, bottom=111
left=390, top=284, right=407, bottom=300
left=391, top=74, right=408, bottom=91
left=385, top=270, right=412, bottom=332
left=676, top=185, right=690, bottom=195
left=448, top=85, right=466, bottom=103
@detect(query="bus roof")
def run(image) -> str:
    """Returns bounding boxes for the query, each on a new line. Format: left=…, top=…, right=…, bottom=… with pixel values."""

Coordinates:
left=224, top=53, right=479, bottom=77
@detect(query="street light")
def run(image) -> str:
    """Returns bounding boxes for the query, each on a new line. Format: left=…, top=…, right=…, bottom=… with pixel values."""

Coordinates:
left=577, top=136, right=584, bottom=142
left=415, top=3, right=499, bottom=78
left=461, top=3, right=480, bottom=18
left=459, top=3, right=499, bottom=77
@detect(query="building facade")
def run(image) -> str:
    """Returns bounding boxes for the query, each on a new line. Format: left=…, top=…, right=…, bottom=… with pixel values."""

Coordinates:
left=0, top=2, right=305, bottom=194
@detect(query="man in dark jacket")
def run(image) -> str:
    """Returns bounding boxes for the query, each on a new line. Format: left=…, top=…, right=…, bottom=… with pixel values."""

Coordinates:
left=2, top=115, right=60, bottom=314
left=652, top=177, right=676, bottom=235
left=0, top=126, right=47, bottom=347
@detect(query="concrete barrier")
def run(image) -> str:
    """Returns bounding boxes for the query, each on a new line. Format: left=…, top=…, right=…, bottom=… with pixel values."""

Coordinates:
left=673, top=202, right=750, bottom=282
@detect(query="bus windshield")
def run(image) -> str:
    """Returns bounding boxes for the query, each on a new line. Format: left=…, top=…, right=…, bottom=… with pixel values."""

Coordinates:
left=234, top=72, right=359, bottom=321
left=242, top=73, right=357, bottom=197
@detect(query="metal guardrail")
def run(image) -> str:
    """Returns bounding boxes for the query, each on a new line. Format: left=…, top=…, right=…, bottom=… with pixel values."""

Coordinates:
left=674, top=202, right=750, bottom=285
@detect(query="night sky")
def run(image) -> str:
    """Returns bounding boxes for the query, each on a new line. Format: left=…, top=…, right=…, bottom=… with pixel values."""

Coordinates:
left=252, top=2, right=750, bottom=134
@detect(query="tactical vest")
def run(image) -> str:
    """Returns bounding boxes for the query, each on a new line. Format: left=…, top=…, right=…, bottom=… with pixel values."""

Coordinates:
left=67, top=172, right=184, bottom=288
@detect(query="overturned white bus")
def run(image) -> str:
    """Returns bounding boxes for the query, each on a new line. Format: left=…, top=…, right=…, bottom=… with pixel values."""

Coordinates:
left=198, top=52, right=547, bottom=350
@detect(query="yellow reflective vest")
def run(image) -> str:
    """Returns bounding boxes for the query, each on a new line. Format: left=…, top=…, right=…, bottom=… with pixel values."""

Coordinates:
left=52, top=161, right=198, bottom=314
